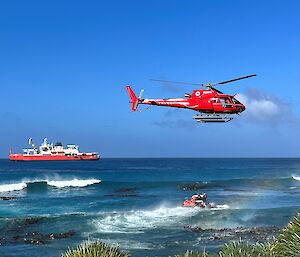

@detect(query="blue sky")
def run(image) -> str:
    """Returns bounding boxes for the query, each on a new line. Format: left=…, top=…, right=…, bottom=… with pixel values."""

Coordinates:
left=0, top=0, right=300, bottom=157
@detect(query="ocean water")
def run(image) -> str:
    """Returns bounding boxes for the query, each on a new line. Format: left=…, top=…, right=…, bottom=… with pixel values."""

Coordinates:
left=0, top=158, right=300, bottom=257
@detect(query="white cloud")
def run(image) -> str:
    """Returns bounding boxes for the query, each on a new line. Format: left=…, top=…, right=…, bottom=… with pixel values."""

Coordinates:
left=235, top=89, right=295, bottom=124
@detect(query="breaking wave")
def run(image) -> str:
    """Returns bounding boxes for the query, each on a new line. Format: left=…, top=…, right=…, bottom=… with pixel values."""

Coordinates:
left=0, top=182, right=27, bottom=193
left=292, top=176, right=300, bottom=181
left=91, top=204, right=229, bottom=234
left=0, top=178, right=101, bottom=192
left=47, top=179, right=101, bottom=188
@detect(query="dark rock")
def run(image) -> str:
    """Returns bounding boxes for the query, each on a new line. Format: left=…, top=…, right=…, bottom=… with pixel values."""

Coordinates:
left=107, top=187, right=140, bottom=198
left=24, top=217, right=44, bottom=225
left=106, top=193, right=140, bottom=198
left=47, top=230, right=75, bottom=240
left=114, top=187, right=138, bottom=193
left=0, top=196, right=16, bottom=200
left=8, top=230, right=76, bottom=245
left=12, top=232, right=45, bottom=245
left=178, top=182, right=210, bottom=191
left=185, top=226, right=281, bottom=242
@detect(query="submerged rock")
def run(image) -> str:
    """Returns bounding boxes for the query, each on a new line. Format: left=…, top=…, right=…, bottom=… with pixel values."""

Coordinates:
left=7, top=230, right=76, bottom=245
left=107, top=187, right=140, bottom=198
left=106, top=193, right=140, bottom=198
left=6, top=217, right=45, bottom=233
left=24, top=217, right=44, bottom=226
left=47, top=230, right=76, bottom=240
left=13, top=232, right=45, bottom=245
left=1, top=216, right=76, bottom=246
left=114, top=187, right=138, bottom=193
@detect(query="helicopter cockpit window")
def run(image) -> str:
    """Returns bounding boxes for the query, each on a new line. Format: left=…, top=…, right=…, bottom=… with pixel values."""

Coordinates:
left=232, top=98, right=241, bottom=104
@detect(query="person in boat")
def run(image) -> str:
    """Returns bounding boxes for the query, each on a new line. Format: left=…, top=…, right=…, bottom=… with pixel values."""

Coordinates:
left=198, top=192, right=207, bottom=202
left=195, top=192, right=207, bottom=207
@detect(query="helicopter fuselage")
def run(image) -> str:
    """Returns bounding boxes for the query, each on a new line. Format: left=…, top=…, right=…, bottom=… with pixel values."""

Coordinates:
left=138, top=89, right=245, bottom=114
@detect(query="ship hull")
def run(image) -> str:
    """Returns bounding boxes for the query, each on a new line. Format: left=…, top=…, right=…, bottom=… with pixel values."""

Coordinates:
left=9, top=154, right=100, bottom=161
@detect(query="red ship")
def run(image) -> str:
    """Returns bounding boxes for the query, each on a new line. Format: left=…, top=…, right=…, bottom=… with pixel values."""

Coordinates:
left=10, top=138, right=100, bottom=161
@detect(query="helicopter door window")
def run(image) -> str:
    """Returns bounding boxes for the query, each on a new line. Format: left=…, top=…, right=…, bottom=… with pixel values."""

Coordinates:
left=211, top=98, right=219, bottom=103
left=220, top=98, right=225, bottom=106
left=220, top=98, right=232, bottom=108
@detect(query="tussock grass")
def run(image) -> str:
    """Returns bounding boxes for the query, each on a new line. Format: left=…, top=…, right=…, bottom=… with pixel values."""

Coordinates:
left=62, top=241, right=129, bottom=257
left=173, top=250, right=210, bottom=257
left=273, top=212, right=300, bottom=256
left=219, top=241, right=275, bottom=257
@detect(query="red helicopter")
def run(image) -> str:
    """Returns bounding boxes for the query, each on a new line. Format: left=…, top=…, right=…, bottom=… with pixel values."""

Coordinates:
left=126, top=74, right=256, bottom=122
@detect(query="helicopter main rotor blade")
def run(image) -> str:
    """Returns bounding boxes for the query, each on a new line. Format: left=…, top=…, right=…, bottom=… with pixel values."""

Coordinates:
left=150, top=79, right=203, bottom=87
left=214, top=74, right=257, bottom=86
left=209, top=86, right=224, bottom=94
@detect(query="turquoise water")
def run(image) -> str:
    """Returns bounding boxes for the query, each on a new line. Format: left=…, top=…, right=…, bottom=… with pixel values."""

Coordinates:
left=0, top=158, right=300, bottom=256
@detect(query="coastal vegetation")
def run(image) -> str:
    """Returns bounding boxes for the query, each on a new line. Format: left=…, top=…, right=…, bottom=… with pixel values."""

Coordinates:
left=63, top=241, right=129, bottom=257
left=62, top=213, right=300, bottom=257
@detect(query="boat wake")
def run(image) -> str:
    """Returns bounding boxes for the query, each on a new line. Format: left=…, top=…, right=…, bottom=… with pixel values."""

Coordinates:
left=0, top=178, right=101, bottom=192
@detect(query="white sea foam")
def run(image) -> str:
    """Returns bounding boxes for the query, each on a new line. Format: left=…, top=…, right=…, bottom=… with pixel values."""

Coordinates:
left=292, top=176, right=300, bottom=181
left=0, top=182, right=27, bottom=192
left=213, top=204, right=230, bottom=210
left=91, top=205, right=223, bottom=234
left=0, top=178, right=101, bottom=192
left=47, top=178, right=101, bottom=188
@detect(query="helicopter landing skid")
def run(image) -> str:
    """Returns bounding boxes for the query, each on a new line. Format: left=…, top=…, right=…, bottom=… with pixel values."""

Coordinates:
left=192, top=114, right=233, bottom=123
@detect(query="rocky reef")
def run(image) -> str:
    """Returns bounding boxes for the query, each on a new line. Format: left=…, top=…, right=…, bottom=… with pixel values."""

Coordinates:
left=0, top=217, right=76, bottom=246
left=184, top=225, right=280, bottom=243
